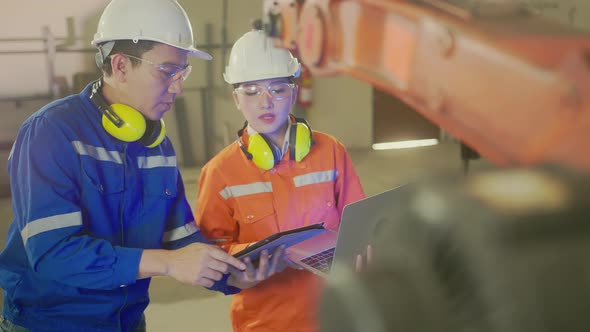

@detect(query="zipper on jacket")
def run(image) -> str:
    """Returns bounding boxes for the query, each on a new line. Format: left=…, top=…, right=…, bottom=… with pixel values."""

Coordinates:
left=119, top=144, right=127, bottom=246
left=116, top=144, right=128, bottom=331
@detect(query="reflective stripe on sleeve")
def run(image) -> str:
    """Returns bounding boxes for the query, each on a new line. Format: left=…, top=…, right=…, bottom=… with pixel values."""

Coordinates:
left=21, top=211, right=83, bottom=245
left=72, top=141, right=122, bottom=164
left=293, top=170, right=337, bottom=187
left=163, top=222, right=199, bottom=243
left=137, top=155, right=177, bottom=169
left=219, top=182, right=272, bottom=200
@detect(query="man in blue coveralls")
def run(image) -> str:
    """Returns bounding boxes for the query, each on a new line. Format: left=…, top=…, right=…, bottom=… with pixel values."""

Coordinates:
left=0, top=1, right=284, bottom=331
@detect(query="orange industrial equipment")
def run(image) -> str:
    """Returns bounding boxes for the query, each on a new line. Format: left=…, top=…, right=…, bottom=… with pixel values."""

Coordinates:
left=261, top=0, right=590, bottom=170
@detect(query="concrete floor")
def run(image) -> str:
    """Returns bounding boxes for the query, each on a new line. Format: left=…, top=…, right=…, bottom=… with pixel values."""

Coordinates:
left=0, top=141, right=495, bottom=331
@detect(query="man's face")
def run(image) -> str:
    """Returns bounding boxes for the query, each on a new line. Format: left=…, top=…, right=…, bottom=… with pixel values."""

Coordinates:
left=233, top=77, right=297, bottom=141
left=123, top=44, right=190, bottom=121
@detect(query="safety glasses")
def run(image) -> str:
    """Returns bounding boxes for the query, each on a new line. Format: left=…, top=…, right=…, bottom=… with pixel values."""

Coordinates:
left=234, top=82, right=295, bottom=101
left=123, top=53, right=192, bottom=83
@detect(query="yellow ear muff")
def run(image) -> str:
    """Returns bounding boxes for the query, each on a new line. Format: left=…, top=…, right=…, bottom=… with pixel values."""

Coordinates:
left=144, top=120, right=166, bottom=148
left=236, top=117, right=314, bottom=170
left=90, top=79, right=165, bottom=148
left=293, top=122, right=312, bottom=162
left=248, top=134, right=278, bottom=171
left=102, top=103, right=146, bottom=142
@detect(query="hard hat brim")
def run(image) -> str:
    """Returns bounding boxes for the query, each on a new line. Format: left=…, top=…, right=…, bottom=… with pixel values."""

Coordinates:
left=188, top=47, right=212, bottom=60
left=92, top=37, right=212, bottom=61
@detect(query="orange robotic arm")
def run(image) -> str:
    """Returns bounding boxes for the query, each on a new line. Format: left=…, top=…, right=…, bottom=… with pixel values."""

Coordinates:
left=262, top=0, right=590, bottom=169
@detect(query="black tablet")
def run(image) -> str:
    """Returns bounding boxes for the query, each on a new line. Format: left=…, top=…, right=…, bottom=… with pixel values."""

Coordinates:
left=233, top=223, right=327, bottom=262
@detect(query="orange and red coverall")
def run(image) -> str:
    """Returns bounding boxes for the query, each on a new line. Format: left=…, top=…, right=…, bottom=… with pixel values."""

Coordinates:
left=196, top=128, right=365, bottom=332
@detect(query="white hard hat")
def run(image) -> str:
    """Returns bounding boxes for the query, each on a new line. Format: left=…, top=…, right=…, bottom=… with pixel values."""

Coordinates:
left=91, top=0, right=211, bottom=60
left=224, top=30, right=300, bottom=84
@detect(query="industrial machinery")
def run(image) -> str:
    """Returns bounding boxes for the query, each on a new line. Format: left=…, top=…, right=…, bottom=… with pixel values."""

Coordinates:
left=260, top=0, right=590, bottom=169
left=258, top=2, right=590, bottom=331
left=318, top=164, right=590, bottom=332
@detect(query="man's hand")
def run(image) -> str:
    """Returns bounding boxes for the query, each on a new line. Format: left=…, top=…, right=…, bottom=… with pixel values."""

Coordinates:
left=166, top=243, right=246, bottom=287
left=228, top=245, right=286, bottom=289
left=139, top=243, right=246, bottom=288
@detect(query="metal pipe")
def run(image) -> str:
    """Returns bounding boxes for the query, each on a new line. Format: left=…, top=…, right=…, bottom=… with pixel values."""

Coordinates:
left=221, top=0, right=229, bottom=78
left=0, top=49, right=95, bottom=55
left=57, top=17, right=77, bottom=49
left=42, top=26, right=57, bottom=99
left=0, top=86, right=226, bottom=103
left=202, top=23, right=216, bottom=162
left=0, top=37, right=87, bottom=42
left=199, top=88, right=209, bottom=165
left=0, top=94, right=51, bottom=103
left=1, top=17, right=80, bottom=44
left=174, top=97, right=197, bottom=167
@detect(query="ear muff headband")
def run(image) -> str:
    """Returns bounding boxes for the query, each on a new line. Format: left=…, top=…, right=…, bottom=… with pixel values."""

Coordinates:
left=237, top=117, right=315, bottom=170
left=139, top=118, right=167, bottom=148
left=90, top=80, right=166, bottom=147
left=289, top=117, right=314, bottom=162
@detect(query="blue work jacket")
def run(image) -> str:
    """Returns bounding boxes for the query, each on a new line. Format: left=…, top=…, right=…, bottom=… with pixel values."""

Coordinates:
left=0, top=82, right=238, bottom=332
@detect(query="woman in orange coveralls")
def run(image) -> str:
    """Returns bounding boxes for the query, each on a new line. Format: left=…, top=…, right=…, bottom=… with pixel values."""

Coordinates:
left=195, top=29, right=366, bottom=332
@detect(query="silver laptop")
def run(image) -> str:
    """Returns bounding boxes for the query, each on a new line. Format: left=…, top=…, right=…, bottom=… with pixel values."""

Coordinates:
left=286, top=184, right=411, bottom=277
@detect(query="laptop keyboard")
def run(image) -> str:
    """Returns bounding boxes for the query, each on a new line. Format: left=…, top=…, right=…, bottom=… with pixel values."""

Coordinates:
left=301, top=247, right=335, bottom=273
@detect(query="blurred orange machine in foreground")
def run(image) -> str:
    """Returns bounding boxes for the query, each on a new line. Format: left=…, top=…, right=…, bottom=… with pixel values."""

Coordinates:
left=261, top=0, right=590, bottom=169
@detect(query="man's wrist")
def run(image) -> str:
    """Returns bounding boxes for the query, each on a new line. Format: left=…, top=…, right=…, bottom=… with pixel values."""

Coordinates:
left=138, top=249, right=171, bottom=279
